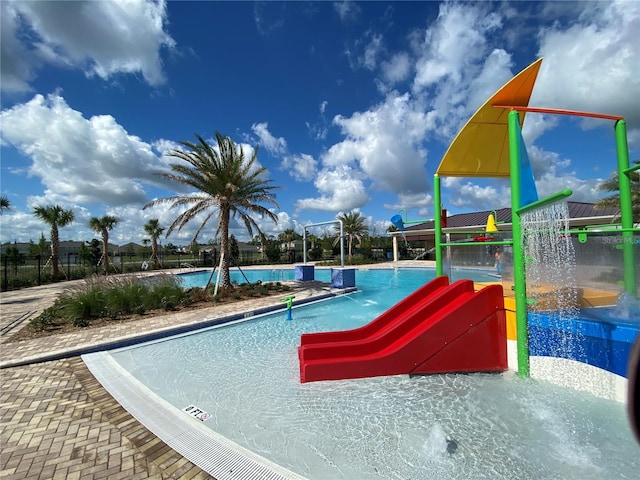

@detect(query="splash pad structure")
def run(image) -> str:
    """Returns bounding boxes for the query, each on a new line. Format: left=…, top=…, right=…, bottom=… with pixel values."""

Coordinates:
left=432, top=58, right=639, bottom=403
left=297, top=58, right=638, bottom=398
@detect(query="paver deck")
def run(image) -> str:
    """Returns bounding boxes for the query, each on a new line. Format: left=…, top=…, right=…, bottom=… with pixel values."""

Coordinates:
left=0, top=265, right=380, bottom=479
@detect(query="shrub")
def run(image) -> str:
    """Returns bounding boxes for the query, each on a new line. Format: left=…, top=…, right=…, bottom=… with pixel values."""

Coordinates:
left=22, top=272, right=292, bottom=338
left=30, top=307, right=59, bottom=331
left=61, top=287, right=105, bottom=325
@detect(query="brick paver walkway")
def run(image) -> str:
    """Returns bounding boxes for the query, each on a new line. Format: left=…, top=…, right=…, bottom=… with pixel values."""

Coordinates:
left=0, top=269, right=352, bottom=479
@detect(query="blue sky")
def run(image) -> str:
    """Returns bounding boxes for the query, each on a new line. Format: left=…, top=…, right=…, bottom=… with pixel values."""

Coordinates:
left=1, top=0, right=639, bottom=246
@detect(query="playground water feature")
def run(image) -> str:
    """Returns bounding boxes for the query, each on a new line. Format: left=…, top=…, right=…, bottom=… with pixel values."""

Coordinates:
left=521, top=201, right=578, bottom=318
left=86, top=268, right=639, bottom=480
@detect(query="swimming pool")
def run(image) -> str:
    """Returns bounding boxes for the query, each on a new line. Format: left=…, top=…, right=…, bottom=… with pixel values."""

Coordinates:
left=87, top=268, right=639, bottom=479
left=176, top=266, right=498, bottom=289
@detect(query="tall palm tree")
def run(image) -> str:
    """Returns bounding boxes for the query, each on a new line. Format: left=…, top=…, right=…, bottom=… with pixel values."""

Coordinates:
left=334, top=211, right=369, bottom=260
left=143, top=218, right=164, bottom=268
left=32, top=205, right=75, bottom=279
left=595, top=160, right=640, bottom=224
left=89, top=215, right=119, bottom=274
left=0, top=195, right=11, bottom=214
left=278, top=228, right=300, bottom=262
left=144, top=132, right=280, bottom=290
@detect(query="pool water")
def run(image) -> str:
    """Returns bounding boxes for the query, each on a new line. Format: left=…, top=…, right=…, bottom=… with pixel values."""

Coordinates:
left=107, top=268, right=638, bottom=479
left=176, top=266, right=498, bottom=289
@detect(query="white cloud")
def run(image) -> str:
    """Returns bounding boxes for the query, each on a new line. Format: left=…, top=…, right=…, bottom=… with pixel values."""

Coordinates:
left=305, top=101, right=330, bottom=140
left=412, top=2, right=511, bottom=140
left=251, top=122, right=287, bottom=156
left=442, top=177, right=503, bottom=210
left=295, top=165, right=370, bottom=213
left=413, top=3, right=501, bottom=90
left=0, top=0, right=175, bottom=93
left=383, top=192, right=433, bottom=212
left=334, top=1, right=360, bottom=23
left=466, top=49, right=513, bottom=113
left=297, top=90, right=433, bottom=214
left=527, top=145, right=601, bottom=202
left=532, top=0, right=640, bottom=140
left=253, top=1, right=286, bottom=36
left=261, top=211, right=296, bottom=237
left=381, top=52, right=411, bottom=85
left=0, top=3, right=37, bottom=93
left=0, top=93, right=171, bottom=207
left=281, top=154, right=318, bottom=182
left=152, top=138, right=181, bottom=157
left=362, top=33, right=383, bottom=70
left=521, top=114, right=559, bottom=145
left=327, top=92, right=432, bottom=194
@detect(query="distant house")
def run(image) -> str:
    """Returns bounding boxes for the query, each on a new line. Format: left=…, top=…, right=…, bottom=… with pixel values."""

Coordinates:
left=0, top=240, right=141, bottom=257
left=388, top=201, right=620, bottom=262
left=119, top=242, right=146, bottom=256
left=0, top=242, right=32, bottom=256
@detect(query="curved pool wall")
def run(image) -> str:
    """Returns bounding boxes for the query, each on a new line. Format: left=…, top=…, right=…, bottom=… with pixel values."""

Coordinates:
left=523, top=306, right=639, bottom=402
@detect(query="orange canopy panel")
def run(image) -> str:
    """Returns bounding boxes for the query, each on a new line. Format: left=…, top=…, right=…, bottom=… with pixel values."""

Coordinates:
left=436, top=58, right=543, bottom=178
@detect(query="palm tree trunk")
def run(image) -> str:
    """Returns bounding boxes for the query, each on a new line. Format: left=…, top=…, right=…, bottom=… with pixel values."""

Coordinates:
left=219, top=206, right=231, bottom=289
left=51, top=225, right=60, bottom=279
left=151, top=238, right=159, bottom=267
left=102, top=232, right=109, bottom=274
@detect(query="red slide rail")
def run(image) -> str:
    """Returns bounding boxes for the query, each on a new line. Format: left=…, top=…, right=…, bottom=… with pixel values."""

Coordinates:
left=299, top=281, right=507, bottom=383
left=300, top=278, right=472, bottom=362
left=299, top=275, right=450, bottom=348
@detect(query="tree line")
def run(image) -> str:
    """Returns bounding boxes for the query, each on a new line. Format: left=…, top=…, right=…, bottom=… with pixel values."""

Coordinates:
left=1, top=139, right=636, bottom=288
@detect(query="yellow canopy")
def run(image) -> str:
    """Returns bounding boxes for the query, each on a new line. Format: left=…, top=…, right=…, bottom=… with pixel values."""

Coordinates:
left=436, top=58, right=543, bottom=178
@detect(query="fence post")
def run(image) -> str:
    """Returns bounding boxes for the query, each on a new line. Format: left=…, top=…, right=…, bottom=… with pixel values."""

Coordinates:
left=3, top=255, right=7, bottom=291
left=37, top=255, right=42, bottom=286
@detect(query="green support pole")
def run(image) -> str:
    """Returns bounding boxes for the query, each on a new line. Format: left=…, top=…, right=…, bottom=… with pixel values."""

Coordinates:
left=434, top=174, right=443, bottom=277
left=516, top=189, right=573, bottom=216
left=615, top=120, right=637, bottom=297
left=508, top=110, right=530, bottom=377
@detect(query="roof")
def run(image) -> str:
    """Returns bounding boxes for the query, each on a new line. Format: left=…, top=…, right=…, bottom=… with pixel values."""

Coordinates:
left=403, top=201, right=620, bottom=232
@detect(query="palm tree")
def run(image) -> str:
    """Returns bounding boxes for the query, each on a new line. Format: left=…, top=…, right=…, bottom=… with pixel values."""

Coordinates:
left=144, top=132, right=280, bottom=290
left=89, top=215, right=119, bottom=274
left=595, top=160, right=640, bottom=224
left=32, top=205, right=75, bottom=279
left=278, top=228, right=300, bottom=262
left=334, top=211, right=369, bottom=261
left=0, top=195, right=11, bottom=214
left=143, top=218, right=164, bottom=268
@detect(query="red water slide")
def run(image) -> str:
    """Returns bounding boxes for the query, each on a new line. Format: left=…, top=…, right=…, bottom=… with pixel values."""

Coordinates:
left=299, top=279, right=507, bottom=383
left=299, top=275, right=450, bottom=350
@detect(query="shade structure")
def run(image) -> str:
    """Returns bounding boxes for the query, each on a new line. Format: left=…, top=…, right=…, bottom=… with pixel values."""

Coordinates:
left=436, top=58, right=543, bottom=178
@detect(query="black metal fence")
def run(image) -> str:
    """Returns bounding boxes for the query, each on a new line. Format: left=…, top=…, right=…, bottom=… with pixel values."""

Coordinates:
left=0, top=252, right=210, bottom=291
left=1, top=249, right=318, bottom=292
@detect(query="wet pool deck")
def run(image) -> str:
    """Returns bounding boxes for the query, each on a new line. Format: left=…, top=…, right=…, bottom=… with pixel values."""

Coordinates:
left=1, top=262, right=432, bottom=479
